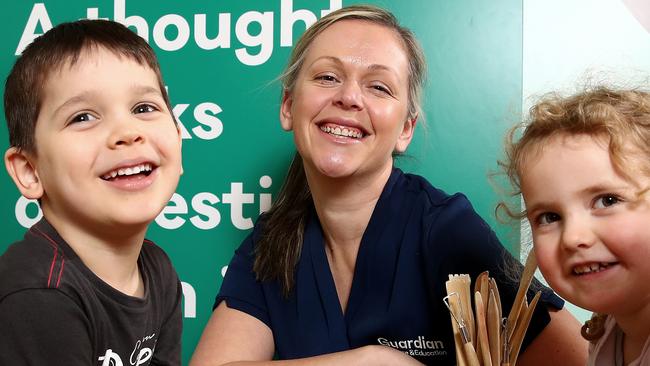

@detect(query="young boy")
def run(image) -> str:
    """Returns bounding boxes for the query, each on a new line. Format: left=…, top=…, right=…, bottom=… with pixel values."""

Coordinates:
left=0, top=20, right=183, bottom=365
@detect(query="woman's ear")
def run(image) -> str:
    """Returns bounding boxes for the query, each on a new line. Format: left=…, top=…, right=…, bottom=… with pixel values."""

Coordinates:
left=394, top=115, right=418, bottom=153
left=280, top=90, right=294, bottom=131
left=4, top=147, right=44, bottom=199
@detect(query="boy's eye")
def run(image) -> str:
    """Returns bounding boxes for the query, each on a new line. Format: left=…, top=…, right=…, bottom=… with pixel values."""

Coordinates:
left=594, top=194, right=620, bottom=209
left=537, top=212, right=560, bottom=225
left=70, top=112, right=97, bottom=124
left=133, top=104, right=157, bottom=114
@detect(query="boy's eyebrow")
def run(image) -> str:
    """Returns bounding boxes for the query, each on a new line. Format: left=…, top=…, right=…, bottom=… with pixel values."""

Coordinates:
left=132, top=85, right=164, bottom=97
left=53, top=91, right=97, bottom=116
left=53, top=85, right=163, bottom=116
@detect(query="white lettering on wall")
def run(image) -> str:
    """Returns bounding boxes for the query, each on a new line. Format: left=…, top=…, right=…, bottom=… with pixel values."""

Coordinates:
left=15, top=196, right=42, bottom=228
left=181, top=281, right=197, bottom=318
left=280, top=0, right=317, bottom=47
left=171, top=101, right=224, bottom=141
left=153, top=176, right=273, bottom=231
left=195, top=13, right=231, bottom=50
left=234, top=11, right=273, bottom=66
left=14, top=177, right=272, bottom=230
left=15, top=3, right=52, bottom=55
left=189, top=192, right=221, bottom=230
left=156, top=193, right=188, bottom=230
left=193, top=102, right=223, bottom=140
left=222, top=182, right=255, bottom=230
left=114, top=0, right=148, bottom=41
left=15, top=0, right=343, bottom=65
left=153, top=14, right=191, bottom=51
left=259, top=175, right=273, bottom=214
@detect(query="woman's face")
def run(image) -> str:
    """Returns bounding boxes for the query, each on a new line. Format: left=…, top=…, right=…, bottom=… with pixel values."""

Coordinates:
left=280, top=19, right=414, bottom=180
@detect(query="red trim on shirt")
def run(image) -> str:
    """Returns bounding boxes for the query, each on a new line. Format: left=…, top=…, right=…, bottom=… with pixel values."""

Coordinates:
left=31, top=226, right=64, bottom=289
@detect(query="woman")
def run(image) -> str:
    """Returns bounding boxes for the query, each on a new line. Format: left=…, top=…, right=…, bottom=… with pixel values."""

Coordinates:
left=191, top=5, right=587, bottom=365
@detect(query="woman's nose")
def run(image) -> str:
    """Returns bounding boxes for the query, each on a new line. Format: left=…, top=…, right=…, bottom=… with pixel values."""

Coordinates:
left=333, top=82, right=363, bottom=111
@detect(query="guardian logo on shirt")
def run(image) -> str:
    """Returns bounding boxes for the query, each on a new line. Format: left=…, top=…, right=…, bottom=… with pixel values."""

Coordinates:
left=377, top=336, right=448, bottom=358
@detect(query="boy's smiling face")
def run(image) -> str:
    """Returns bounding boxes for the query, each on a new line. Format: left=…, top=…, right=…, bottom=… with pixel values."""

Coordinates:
left=16, top=47, right=182, bottom=236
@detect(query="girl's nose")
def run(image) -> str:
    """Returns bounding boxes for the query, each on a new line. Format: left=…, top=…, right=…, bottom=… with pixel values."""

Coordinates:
left=560, top=217, right=597, bottom=251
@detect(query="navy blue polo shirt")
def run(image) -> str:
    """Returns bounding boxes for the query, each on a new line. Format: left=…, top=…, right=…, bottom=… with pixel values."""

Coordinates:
left=216, top=168, right=562, bottom=365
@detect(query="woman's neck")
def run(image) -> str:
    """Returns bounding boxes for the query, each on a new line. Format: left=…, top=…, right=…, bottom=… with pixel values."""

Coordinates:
left=306, top=163, right=393, bottom=249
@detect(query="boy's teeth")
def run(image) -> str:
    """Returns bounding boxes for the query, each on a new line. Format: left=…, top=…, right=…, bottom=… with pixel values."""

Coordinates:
left=102, top=163, right=152, bottom=180
left=573, top=262, right=610, bottom=275
left=320, top=125, right=363, bottom=139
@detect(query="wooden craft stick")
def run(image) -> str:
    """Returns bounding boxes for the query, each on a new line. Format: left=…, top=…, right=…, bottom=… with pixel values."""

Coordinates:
left=487, top=289, right=501, bottom=366
left=509, top=291, right=541, bottom=366
left=506, top=252, right=537, bottom=341
left=474, top=292, right=492, bottom=366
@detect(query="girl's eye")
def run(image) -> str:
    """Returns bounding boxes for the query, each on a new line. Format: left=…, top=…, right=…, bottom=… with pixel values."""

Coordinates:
left=594, top=194, right=620, bottom=209
left=537, top=212, right=560, bottom=226
left=70, top=112, right=97, bottom=124
left=133, top=104, right=157, bottom=114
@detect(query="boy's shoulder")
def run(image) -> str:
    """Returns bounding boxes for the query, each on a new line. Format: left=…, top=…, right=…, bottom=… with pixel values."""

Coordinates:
left=0, top=220, right=68, bottom=301
left=0, top=219, right=178, bottom=304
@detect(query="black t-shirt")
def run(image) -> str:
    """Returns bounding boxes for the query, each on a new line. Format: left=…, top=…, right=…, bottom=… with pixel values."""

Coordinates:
left=216, top=168, right=563, bottom=365
left=0, top=219, right=182, bottom=365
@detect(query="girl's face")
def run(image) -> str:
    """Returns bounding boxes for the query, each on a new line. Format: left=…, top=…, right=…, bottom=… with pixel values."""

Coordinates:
left=520, top=134, right=650, bottom=319
left=279, top=19, right=414, bottom=181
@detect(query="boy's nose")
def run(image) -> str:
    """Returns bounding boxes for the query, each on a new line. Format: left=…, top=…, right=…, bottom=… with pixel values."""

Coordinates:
left=108, top=122, right=145, bottom=148
left=560, top=217, right=597, bottom=251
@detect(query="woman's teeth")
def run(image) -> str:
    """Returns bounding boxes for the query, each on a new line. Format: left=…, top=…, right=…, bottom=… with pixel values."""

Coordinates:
left=102, top=163, right=153, bottom=180
left=320, top=125, right=363, bottom=139
left=573, top=262, right=612, bottom=275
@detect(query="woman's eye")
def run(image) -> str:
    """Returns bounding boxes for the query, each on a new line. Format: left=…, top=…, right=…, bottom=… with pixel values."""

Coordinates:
left=594, top=195, right=620, bottom=209
left=537, top=212, right=560, bottom=225
left=370, top=84, right=392, bottom=95
left=70, top=112, right=97, bottom=124
left=133, top=104, right=157, bottom=114
left=315, top=74, right=338, bottom=83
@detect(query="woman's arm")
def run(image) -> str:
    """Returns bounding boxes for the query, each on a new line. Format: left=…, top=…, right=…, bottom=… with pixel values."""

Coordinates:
left=189, top=302, right=424, bottom=366
left=516, top=307, right=588, bottom=365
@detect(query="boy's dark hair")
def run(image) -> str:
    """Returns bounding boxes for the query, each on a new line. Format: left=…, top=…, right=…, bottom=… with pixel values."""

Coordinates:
left=4, top=19, right=173, bottom=154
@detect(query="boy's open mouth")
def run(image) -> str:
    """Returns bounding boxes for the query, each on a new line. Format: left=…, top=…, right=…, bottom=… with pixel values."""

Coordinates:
left=101, top=163, right=155, bottom=181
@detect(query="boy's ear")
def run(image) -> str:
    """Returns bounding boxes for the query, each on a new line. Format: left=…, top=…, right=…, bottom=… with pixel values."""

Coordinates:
left=176, top=126, right=184, bottom=175
left=280, top=90, right=293, bottom=131
left=4, top=147, right=43, bottom=199
left=394, top=115, right=418, bottom=153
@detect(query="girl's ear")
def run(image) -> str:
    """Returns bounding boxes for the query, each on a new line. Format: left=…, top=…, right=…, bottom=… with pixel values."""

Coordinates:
left=4, top=147, right=44, bottom=199
left=280, top=90, right=294, bottom=131
left=394, top=115, right=418, bottom=153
